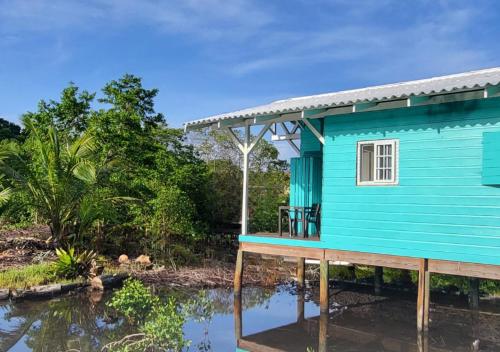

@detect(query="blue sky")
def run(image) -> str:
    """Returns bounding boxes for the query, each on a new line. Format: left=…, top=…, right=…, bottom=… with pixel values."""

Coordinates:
left=1, top=0, right=499, bottom=129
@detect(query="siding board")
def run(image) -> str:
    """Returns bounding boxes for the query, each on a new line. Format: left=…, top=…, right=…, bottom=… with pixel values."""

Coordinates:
left=321, top=97, right=500, bottom=265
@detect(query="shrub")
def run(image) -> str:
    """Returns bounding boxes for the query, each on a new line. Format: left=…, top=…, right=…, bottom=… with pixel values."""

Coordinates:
left=53, top=247, right=97, bottom=279
left=107, top=278, right=159, bottom=323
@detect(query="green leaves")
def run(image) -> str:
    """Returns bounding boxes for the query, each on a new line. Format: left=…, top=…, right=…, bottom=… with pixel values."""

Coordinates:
left=53, top=247, right=97, bottom=279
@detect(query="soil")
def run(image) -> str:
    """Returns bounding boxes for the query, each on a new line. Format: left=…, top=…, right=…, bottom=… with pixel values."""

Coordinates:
left=0, top=225, right=54, bottom=270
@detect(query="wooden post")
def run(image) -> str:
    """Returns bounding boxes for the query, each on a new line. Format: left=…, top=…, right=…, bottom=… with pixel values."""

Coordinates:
left=417, top=259, right=430, bottom=333
left=320, top=259, right=329, bottom=313
left=297, top=257, right=305, bottom=290
left=234, top=291, right=242, bottom=341
left=417, top=331, right=429, bottom=352
left=318, top=310, right=328, bottom=352
left=469, top=277, right=480, bottom=310
left=374, top=266, right=383, bottom=295
left=297, top=290, right=305, bottom=323
left=234, top=249, right=244, bottom=294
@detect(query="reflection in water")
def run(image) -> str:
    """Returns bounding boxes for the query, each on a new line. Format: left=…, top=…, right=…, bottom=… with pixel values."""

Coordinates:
left=0, top=284, right=499, bottom=351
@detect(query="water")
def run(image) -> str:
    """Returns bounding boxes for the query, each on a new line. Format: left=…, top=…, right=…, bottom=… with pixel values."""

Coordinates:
left=0, top=283, right=499, bottom=351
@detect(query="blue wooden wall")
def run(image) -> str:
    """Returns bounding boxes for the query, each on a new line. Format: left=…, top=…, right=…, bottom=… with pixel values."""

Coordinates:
left=322, top=97, right=500, bottom=265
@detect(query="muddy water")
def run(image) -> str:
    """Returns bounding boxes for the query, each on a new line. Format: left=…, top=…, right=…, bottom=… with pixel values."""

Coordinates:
left=0, top=283, right=499, bottom=351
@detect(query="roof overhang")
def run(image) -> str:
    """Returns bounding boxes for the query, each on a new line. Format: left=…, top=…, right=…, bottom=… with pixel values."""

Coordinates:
left=184, top=67, right=500, bottom=132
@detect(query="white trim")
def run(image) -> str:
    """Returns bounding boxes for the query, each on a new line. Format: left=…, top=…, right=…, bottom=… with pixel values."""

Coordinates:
left=302, top=115, right=325, bottom=145
left=356, top=139, right=399, bottom=186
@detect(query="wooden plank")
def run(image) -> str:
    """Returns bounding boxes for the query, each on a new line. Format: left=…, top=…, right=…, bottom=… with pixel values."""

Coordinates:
left=324, top=249, right=420, bottom=270
left=428, top=259, right=500, bottom=280
left=240, top=242, right=324, bottom=259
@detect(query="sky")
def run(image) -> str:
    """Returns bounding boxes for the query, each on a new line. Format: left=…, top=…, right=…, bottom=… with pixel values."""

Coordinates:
left=1, top=0, right=500, bottom=132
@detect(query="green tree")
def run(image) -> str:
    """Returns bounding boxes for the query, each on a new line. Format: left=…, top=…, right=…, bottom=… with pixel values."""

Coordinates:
left=0, top=118, right=21, bottom=140
left=0, top=119, right=111, bottom=244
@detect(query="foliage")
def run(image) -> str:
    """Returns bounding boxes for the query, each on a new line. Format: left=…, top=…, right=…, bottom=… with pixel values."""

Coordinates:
left=0, top=118, right=21, bottom=141
left=0, top=263, right=55, bottom=289
left=53, top=247, right=97, bottom=279
left=107, top=278, right=160, bottom=323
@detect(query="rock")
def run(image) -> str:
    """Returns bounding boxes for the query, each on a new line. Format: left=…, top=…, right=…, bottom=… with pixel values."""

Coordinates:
left=135, top=255, right=151, bottom=265
left=118, top=254, right=129, bottom=264
left=91, top=273, right=129, bottom=291
left=0, top=288, right=9, bottom=300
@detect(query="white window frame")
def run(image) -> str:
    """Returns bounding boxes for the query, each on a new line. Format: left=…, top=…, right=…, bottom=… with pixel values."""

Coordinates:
left=356, top=139, right=399, bottom=186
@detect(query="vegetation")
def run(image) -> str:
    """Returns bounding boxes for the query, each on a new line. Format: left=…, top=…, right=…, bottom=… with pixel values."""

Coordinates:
left=0, top=74, right=289, bottom=264
left=53, top=247, right=97, bottom=280
left=105, top=279, right=215, bottom=351
left=0, top=263, right=79, bottom=289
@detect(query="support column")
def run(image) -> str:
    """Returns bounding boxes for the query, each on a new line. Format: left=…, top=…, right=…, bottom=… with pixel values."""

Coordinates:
left=297, top=257, right=305, bottom=290
left=417, top=259, right=430, bottom=333
left=241, top=125, right=250, bottom=235
left=318, top=310, right=328, bottom=352
left=234, top=249, right=244, bottom=294
left=320, top=259, right=329, bottom=313
left=234, top=290, right=242, bottom=341
left=469, top=278, right=480, bottom=310
left=297, top=289, right=305, bottom=323
left=374, top=266, right=383, bottom=295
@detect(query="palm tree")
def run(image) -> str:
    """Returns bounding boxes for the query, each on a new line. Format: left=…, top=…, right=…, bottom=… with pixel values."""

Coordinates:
left=0, top=119, right=110, bottom=244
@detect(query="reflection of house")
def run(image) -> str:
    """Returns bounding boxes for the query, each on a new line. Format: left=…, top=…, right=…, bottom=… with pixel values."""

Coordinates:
left=185, top=68, right=500, bottom=331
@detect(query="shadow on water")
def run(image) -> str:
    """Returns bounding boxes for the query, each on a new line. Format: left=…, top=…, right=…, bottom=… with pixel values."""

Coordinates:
left=0, top=283, right=500, bottom=351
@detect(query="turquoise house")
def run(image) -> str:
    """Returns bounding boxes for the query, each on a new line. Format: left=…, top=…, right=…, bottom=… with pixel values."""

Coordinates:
left=185, top=68, right=500, bottom=334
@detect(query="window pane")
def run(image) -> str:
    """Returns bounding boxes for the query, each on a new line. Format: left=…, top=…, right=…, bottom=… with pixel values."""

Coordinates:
left=360, top=144, right=374, bottom=182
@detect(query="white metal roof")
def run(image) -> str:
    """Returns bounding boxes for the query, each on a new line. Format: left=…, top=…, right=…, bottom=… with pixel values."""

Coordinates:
left=184, top=67, right=500, bottom=130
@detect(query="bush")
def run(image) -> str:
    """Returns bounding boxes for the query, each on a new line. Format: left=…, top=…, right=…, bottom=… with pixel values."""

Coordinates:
left=53, top=247, right=97, bottom=279
left=107, top=278, right=160, bottom=323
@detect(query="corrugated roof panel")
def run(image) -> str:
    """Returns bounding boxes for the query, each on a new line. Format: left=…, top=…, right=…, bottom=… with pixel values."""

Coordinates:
left=184, top=67, right=500, bottom=129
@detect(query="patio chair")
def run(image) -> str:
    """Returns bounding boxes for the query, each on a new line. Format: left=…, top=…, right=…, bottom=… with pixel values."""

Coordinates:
left=304, top=203, right=321, bottom=238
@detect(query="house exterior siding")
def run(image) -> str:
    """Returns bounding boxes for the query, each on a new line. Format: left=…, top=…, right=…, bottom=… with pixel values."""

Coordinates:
left=321, top=97, right=500, bottom=265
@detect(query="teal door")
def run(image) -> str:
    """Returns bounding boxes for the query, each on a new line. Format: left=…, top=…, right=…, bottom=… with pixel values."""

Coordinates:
left=289, top=155, right=322, bottom=235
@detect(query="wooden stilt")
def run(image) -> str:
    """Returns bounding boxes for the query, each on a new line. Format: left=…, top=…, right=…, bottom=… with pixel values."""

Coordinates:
left=297, top=290, right=305, bottom=323
left=297, top=257, right=305, bottom=290
left=417, top=331, right=429, bottom=352
left=234, top=292, right=242, bottom=341
left=318, top=310, right=328, bottom=352
left=234, top=249, right=244, bottom=294
left=320, top=259, right=329, bottom=313
left=417, top=258, right=430, bottom=333
left=374, top=266, right=383, bottom=295
left=469, top=278, right=480, bottom=310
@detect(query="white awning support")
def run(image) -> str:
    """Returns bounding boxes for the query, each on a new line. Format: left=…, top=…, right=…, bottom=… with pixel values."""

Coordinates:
left=301, top=113, right=325, bottom=145
left=226, top=123, right=271, bottom=235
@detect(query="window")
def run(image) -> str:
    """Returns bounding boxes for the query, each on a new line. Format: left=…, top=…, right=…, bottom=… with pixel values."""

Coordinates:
left=357, top=139, right=398, bottom=185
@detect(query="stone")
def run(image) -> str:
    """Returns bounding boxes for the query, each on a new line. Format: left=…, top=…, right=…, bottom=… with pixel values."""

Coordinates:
left=135, top=255, right=151, bottom=265
left=118, top=254, right=129, bottom=264
left=0, top=289, right=9, bottom=300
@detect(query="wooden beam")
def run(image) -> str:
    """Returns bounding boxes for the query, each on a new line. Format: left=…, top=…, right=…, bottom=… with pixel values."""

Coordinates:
left=407, top=95, right=431, bottom=107
left=248, top=123, right=271, bottom=153
left=296, top=290, right=305, bottom=323
left=302, top=116, right=325, bottom=144
left=297, top=257, right=305, bottom=290
left=234, top=249, right=244, bottom=294
left=324, top=249, right=420, bottom=270
left=320, top=259, right=329, bottom=313
left=286, top=140, right=300, bottom=155
left=234, top=290, right=243, bottom=340
left=428, top=259, right=500, bottom=280
left=271, top=133, right=300, bottom=141
left=240, top=242, right=324, bottom=260
left=225, top=127, right=245, bottom=153
left=484, top=85, right=500, bottom=98
left=468, top=278, right=480, bottom=310
left=417, top=259, right=430, bottom=333
left=353, top=101, right=378, bottom=112
left=318, top=311, right=328, bottom=352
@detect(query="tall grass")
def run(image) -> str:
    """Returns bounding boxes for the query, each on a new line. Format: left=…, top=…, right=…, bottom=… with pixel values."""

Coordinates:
left=0, top=263, right=56, bottom=289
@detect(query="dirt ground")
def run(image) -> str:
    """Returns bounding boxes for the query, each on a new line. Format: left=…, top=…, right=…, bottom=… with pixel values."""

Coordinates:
left=0, top=225, right=54, bottom=270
